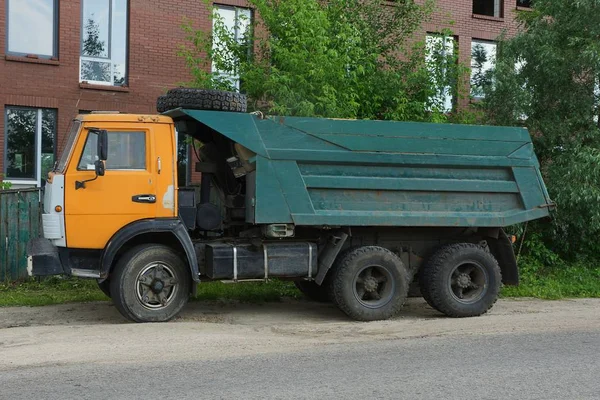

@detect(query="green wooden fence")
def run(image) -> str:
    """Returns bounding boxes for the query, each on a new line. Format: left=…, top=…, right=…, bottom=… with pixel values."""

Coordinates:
left=0, top=188, right=42, bottom=281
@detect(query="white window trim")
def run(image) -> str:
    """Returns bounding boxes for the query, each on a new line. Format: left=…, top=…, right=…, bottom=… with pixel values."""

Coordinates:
left=5, top=108, right=46, bottom=187
left=79, top=56, right=117, bottom=86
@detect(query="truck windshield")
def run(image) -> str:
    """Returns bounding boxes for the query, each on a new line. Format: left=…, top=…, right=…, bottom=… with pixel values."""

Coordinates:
left=55, top=120, right=81, bottom=173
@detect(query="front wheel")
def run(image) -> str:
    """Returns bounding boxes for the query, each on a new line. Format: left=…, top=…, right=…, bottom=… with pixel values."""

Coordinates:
left=110, top=244, right=191, bottom=322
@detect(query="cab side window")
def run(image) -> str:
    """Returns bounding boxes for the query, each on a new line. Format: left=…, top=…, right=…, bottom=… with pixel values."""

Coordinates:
left=78, top=131, right=146, bottom=170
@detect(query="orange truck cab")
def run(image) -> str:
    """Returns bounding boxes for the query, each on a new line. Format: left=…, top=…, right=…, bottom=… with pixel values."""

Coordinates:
left=26, top=89, right=552, bottom=323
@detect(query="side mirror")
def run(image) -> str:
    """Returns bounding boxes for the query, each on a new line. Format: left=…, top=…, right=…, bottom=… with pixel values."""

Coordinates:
left=95, top=160, right=105, bottom=177
left=97, top=130, right=108, bottom=161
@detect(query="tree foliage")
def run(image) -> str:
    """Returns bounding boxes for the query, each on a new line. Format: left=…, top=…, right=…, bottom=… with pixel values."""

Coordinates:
left=178, top=0, right=465, bottom=122
left=484, top=0, right=600, bottom=259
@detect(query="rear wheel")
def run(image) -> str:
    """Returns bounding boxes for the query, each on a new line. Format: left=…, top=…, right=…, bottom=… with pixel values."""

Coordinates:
left=419, top=243, right=501, bottom=318
left=110, top=244, right=191, bottom=322
left=331, top=246, right=408, bottom=321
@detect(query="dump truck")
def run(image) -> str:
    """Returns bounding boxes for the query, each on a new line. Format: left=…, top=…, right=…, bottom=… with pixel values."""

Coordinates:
left=27, top=88, right=553, bottom=323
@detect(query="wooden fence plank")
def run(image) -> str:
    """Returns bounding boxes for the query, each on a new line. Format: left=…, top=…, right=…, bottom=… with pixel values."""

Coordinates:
left=0, top=189, right=41, bottom=281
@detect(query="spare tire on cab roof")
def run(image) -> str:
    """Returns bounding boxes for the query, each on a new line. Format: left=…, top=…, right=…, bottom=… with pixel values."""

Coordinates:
left=156, top=88, right=247, bottom=113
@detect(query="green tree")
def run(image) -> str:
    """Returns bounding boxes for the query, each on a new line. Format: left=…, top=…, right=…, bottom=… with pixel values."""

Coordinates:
left=179, top=0, right=465, bottom=121
left=484, top=0, right=600, bottom=259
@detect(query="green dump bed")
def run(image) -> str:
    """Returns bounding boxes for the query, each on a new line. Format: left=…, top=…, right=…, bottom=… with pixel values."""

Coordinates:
left=171, top=109, right=553, bottom=228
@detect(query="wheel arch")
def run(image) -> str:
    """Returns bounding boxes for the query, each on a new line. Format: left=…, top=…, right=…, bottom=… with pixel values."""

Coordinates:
left=99, top=219, right=199, bottom=284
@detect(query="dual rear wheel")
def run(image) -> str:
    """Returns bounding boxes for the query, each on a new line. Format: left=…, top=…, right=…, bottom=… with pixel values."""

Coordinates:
left=419, top=243, right=501, bottom=318
left=297, top=243, right=501, bottom=321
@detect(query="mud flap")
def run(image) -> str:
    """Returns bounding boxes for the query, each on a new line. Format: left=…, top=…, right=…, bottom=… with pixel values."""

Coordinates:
left=26, top=238, right=65, bottom=276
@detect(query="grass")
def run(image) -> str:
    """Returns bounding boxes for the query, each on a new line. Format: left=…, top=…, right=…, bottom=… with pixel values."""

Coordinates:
left=0, top=260, right=599, bottom=307
left=0, top=277, right=108, bottom=307
left=500, top=259, right=600, bottom=299
left=0, top=277, right=301, bottom=307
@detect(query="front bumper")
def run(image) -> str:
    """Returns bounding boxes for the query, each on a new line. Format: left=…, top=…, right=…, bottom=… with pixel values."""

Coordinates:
left=26, top=238, right=66, bottom=276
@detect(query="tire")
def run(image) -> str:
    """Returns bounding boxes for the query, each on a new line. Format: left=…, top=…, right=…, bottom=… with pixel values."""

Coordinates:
left=294, top=280, right=331, bottom=303
left=419, top=243, right=502, bottom=318
left=96, top=279, right=111, bottom=298
left=157, top=88, right=247, bottom=113
left=331, top=246, right=409, bottom=321
left=110, top=244, right=191, bottom=323
left=156, top=95, right=169, bottom=113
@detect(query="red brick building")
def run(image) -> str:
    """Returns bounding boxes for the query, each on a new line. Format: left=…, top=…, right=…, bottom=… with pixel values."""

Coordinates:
left=0, top=0, right=531, bottom=188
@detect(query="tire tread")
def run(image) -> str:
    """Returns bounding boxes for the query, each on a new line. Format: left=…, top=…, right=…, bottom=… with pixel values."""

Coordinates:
left=157, top=88, right=247, bottom=113
left=419, top=243, right=501, bottom=318
left=331, top=246, right=408, bottom=321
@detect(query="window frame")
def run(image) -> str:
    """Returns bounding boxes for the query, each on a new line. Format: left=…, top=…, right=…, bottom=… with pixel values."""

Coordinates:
left=473, top=0, right=504, bottom=18
left=3, top=106, right=57, bottom=187
left=79, top=0, right=129, bottom=86
left=77, top=130, right=147, bottom=172
left=6, top=0, right=59, bottom=59
left=470, top=39, right=498, bottom=100
left=425, top=33, right=456, bottom=113
left=211, top=4, right=253, bottom=91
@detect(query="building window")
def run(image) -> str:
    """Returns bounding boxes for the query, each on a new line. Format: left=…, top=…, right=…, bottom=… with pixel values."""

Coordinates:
left=517, top=0, right=532, bottom=7
left=473, top=0, right=503, bottom=18
left=7, top=0, right=58, bottom=58
left=471, top=40, right=497, bottom=99
left=4, top=107, right=56, bottom=185
left=212, top=5, right=252, bottom=91
left=426, top=34, right=455, bottom=113
left=80, top=0, right=128, bottom=86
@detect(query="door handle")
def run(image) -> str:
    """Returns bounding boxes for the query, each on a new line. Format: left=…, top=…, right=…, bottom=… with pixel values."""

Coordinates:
left=132, top=194, right=156, bottom=203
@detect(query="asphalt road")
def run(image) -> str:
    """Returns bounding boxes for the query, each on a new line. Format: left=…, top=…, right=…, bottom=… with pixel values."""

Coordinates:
left=1, top=298, right=599, bottom=399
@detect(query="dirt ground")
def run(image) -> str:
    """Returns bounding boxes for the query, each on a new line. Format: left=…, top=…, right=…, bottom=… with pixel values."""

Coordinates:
left=1, top=298, right=599, bottom=370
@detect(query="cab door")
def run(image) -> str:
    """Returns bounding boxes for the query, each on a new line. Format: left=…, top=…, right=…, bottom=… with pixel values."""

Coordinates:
left=65, top=124, right=157, bottom=249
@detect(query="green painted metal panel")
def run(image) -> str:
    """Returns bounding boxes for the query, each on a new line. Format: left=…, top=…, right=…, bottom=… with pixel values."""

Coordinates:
left=508, top=143, right=535, bottom=159
left=167, top=109, right=270, bottom=157
left=278, top=117, right=532, bottom=142
left=291, top=208, right=550, bottom=227
left=266, top=150, right=539, bottom=167
left=271, top=160, right=315, bottom=216
left=0, top=189, right=41, bottom=281
left=175, top=110, right=552, bottom=228
left=308, top=190, right=520, bottom=213
left=303, top=177, right=519, bottom=193
left=254, top=157, right=294, bottom=224
left=308, top=134, right=528, bottom=156
left=298, top=164, right=514, bottom=181
left=512, top=167, right=548, bottom=210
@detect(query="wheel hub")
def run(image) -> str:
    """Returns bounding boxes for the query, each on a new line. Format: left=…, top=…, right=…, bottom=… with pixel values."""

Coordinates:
left=353, top=264, right=395, bottom=309
left=151, top=280, right=165, bottom=293
left=136, top=263, right=178, bottom=310
left=456, top=273, right=471, bottom=289
left=363, top=277, right=379, bottom=292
